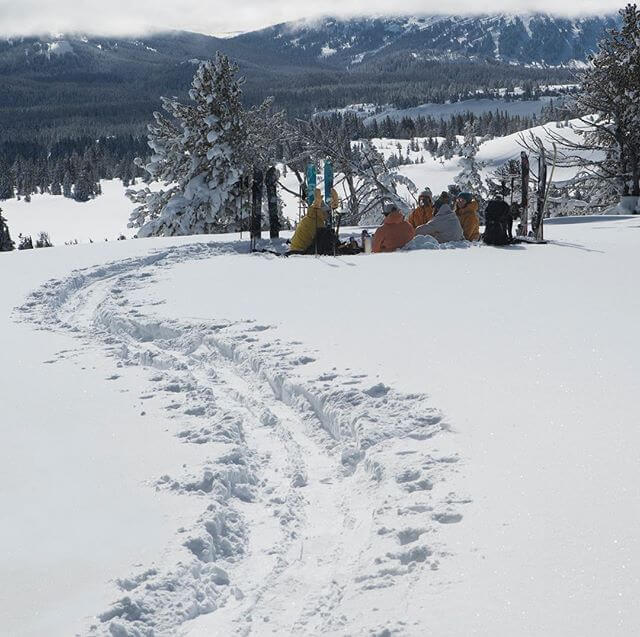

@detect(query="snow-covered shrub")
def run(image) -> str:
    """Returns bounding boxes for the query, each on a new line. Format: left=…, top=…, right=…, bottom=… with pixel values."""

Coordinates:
left=17, top=234, right=33, bottom=250
left=35, top=232, right=53, bottom=248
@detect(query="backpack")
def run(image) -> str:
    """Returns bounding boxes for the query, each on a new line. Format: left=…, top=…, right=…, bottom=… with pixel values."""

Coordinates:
left=483, top=200, right=513, bottom=246
left=310, top=226, right=337, bottom=255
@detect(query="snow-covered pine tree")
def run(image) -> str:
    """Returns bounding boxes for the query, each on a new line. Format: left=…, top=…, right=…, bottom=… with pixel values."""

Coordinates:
left=0, top=162, right=14, bottom=200
left=35, top=232, right=53, bottom=248
left=543, top=4, right=640, bottom=209
left=73, top=167, right=96, bottom=202
left=487, top=159, right=521, bottom=201
left=454, top=121, right=486, bottom=199
left=128, top=54, right=283, bottom=237
left=0, top=209, right=15, bottom=251
left=62, top=171, right=73, bottom=198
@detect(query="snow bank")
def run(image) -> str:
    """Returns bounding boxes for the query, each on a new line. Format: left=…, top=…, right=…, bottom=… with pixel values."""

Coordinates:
left=401, top=235, right=473, bottom=250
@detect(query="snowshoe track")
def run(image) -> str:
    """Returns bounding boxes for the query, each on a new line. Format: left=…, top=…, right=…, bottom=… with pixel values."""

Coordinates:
left=18, top=242, right=469, bottom=636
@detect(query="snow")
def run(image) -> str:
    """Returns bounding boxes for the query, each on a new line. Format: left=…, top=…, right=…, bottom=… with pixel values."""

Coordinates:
left=2, top=215, right=640, bottom=636
left=1, top=180, right=137, bottom=245
left=319, top=45, right=337, bottom=58
left=47, top=40, right=73, bottom=56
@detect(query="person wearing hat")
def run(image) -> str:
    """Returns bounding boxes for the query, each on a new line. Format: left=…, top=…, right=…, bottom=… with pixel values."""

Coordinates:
left=407, top=188, right=434, bottom=229
left=372, top=203, right=415, bottom=253
left=434, top=191, right=450, bottom=212
left=454, top=192, right=481, bottom=241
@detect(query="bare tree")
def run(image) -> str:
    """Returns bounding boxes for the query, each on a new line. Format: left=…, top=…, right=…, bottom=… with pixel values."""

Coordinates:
left=284, top=118, right=416, bottom=224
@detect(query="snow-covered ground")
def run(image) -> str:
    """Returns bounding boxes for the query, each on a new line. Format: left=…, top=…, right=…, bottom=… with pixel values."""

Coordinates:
left=2, top=215, right=640, bottom=636
left=1, top=180, right=137, bottom=246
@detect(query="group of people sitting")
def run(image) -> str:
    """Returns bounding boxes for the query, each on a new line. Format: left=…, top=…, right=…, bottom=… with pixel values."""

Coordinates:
left=373, top=188, right=481, bottom=253
left=288, top=187, right=481, bottom=255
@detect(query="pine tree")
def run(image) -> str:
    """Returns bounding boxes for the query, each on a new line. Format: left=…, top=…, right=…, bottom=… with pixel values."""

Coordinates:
left=62, top=171, right=73, bottom=198
left=454, top=121, right=486, bottom=198
left=0, top=208, right=15, bottom=251
left=128, top=54, right=281, bottom=237
left=579, top=4, right=640, bottom=198
left=73, top=167, right=95, bottom=202
left=545, top=4, right=640, bottom=206
left=0, top=161, right=14, bottom=200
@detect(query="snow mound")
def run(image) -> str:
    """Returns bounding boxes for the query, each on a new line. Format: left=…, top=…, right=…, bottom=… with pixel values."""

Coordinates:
left=402, top=235, right=473, bottom=251
left=602, top=196, right=640, bottom=216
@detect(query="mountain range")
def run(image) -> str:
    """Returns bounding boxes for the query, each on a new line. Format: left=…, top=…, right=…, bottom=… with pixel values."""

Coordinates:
left=0, top=12, right=619, bottom=154
left=225, top=14, right=618, bottom=68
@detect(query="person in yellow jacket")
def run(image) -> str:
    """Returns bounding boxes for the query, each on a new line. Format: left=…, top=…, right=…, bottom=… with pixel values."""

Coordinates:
left=289, top=189, right=328, bottom=253
left=407, top=189, right=434, bottom=229
left=454, top=192, right=481, bottom=241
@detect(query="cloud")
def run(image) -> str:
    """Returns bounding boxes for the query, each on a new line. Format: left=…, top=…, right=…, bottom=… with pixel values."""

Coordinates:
left=0, top=0, right=620, bottom=37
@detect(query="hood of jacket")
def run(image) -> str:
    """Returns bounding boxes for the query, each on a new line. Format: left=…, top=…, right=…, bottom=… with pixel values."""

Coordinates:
left=383, top=210, right=406, bottom=224
left=435, top=204, right=455, bottom=217
left=457, top=200, right=479, bottom=215
left=306, top=204, right=327, bottom=225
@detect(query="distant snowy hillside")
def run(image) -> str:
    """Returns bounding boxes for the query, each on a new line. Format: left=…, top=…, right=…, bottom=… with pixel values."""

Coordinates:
left=241, top=13, right=618, bottom=67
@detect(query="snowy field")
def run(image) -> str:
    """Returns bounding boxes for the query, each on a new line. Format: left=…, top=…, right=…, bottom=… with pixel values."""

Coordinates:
left=2, top=216, right=639, bottom=636
left=0, top=180, right=137, bottom=246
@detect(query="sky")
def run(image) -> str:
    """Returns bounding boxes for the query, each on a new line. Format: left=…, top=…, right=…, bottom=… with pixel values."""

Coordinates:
left=0, top=1, right=621, bottom=37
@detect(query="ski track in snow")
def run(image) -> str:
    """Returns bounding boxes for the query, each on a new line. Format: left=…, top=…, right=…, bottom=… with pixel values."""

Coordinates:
left=17, top=242, right=470, bottom=637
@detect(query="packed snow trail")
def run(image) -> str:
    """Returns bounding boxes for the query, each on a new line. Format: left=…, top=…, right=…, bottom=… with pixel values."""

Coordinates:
left=19, top=241, right=467, bottom=636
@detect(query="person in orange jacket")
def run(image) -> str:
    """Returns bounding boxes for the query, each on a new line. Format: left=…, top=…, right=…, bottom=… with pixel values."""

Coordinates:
left=454, top=192, right=481, bottom=241
left=407, top=189, right=435, bottom=229
left=372, top=203, right=415, bottom=253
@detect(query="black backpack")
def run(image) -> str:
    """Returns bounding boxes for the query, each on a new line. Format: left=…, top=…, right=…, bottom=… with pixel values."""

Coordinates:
left=310, top=226, right=337, bottom=255
left=483, top=200, right=513, bottom=246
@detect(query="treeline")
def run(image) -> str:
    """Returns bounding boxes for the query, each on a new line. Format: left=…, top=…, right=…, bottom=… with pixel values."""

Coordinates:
left=0, top=135, right=148, bottom=202
left=314, top=100, right=575, bottom=142
left=1, top=99, right=576, bottom=203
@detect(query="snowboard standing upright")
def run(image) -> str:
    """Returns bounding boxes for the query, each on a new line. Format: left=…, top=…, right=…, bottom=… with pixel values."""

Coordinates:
left=265, top=166, right=280, bottom=239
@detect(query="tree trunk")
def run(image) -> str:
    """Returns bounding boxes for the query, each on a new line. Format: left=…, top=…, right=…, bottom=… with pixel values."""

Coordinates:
left=265, top=166, right=280, bottom=239
left=250, top=168, right=263, bottom=243
left=344, top=173, right=359, bottom=224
